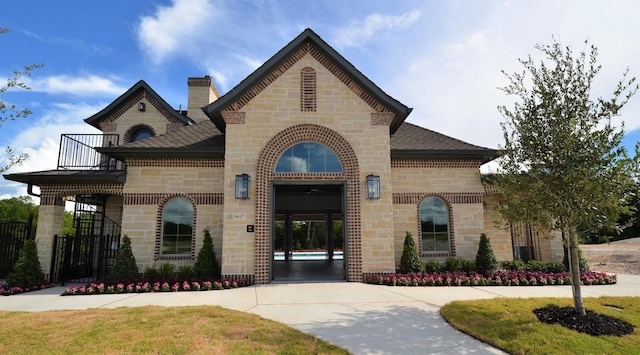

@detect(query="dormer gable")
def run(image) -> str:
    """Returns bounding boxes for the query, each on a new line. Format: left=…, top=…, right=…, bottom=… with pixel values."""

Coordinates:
left=84, top=80, right=194, bottom=143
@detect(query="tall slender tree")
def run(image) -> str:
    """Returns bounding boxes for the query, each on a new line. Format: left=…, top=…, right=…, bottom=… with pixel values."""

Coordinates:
left=496, top=38, right=639, bottom=315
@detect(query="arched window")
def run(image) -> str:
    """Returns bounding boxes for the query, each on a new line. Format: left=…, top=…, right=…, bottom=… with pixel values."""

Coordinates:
left=420, top=197, right=450, bottom=253
left=161, top=197, right=194, bottom=255
left=129, top=126, right=155, bottom=142
left=275, top=142, right=342, bottom=173
left=300, top=67, right=316, bottom=111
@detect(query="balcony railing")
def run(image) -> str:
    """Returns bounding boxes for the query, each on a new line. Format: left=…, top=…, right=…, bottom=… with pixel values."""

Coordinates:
left=57, top=134, right=124, bottom=170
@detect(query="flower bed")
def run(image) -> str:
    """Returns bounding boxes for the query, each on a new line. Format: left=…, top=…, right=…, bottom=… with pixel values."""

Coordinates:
left=0, top=283, right=57, bottom=296
left=61, top=278, right=250, bottom=296
left=366, top=270, right=616, bottom=287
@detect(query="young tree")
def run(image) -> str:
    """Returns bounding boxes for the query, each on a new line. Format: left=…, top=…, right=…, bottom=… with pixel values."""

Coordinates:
left=193, top=228, right=221, bottom=279
left=399, top=231, right=424, bottom=273
left=475, top=233, right=498, bottom=273
left=496, top=38, right=639, bottom=315
left=0, top=28, right=43, bottom=173
left=110, top=235, right=139, bottom=281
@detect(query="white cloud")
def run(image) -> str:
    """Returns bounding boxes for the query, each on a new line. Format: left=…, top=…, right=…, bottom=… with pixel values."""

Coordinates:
left=30, top=75, right=126, bottom=97
left=334, top=11, right=421, bottom=48
left=136, top=0, right=219, bottom=64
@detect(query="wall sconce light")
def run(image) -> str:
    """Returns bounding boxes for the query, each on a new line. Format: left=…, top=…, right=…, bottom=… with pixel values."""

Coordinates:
left=235, top=174, right=250, bottom=199
left=138, top=102, right=146, bottom=112
left=366, top=174, right=380, bottom=200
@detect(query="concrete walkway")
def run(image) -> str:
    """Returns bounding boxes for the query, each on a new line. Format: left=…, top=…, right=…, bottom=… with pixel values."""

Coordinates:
left=2, top=274, right=639, bottom=355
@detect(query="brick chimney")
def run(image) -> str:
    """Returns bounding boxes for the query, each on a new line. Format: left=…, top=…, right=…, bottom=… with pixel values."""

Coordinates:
left=187, top=75, right=220, bottom=122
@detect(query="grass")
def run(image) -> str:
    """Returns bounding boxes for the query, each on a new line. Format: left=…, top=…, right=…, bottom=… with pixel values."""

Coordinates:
left=0, top=306, right=349, bottom=354
left=441, top=296, right=640, bottom=354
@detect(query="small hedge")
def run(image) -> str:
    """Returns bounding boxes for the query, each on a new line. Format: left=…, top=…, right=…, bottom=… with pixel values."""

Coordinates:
left=367, top=270, right=616, bottom=287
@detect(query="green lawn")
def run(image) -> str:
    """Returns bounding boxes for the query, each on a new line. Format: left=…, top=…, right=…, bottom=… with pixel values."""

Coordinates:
left=0, top=306, right=349, bottom=354
left=441, top=296, right=640, bottom=354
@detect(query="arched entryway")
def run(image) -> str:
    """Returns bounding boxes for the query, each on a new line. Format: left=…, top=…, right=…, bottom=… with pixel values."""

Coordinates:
left=254, top=124, right=361, bottom=284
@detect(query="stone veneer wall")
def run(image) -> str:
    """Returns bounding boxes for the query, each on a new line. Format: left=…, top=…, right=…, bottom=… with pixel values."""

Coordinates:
left=122, top=159, right=225, bottom=269
left=221, top=50, right=396, bottom=283
left=391, top=160, right=487, bottom=265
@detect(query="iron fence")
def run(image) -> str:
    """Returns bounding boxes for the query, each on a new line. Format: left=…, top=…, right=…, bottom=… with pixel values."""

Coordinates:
left=57, top=134, right=124, bottom=170
left=0, top=215, right=35, bottom=278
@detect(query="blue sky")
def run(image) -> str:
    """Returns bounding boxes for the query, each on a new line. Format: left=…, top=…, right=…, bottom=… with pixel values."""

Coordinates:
left=1, top=0, right=640, bottom=199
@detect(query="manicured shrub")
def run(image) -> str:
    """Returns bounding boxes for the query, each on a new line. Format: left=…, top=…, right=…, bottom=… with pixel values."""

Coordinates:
left=444, top=257, right=463, bottom=272
left=178, top=265, right=193, bottom=280
left=399, top=231, right=424, bottom=273
left=475, top=233, right=498, bottom=273
left=194, top=228, right=221, bottom=279
left=424, top=259, right=441, bottom=273
left=110, top=235, right=139, bottom=281
left=461, top=259, right=476, bottom=273
left=7, top=239, right=46, bottom=288
left=158, top=263, right=176, bottom=280
left=144, top=266, right=159, bottom=280
left=501, top=259, right=526, bottom=271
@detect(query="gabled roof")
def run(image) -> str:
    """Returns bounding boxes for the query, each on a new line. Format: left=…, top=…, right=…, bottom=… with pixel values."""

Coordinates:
left=97, top=120, right=225, bottom=160
left=390, top=122, right=498, bottom=163
left=85, top=80, right=194, bottom=129
left=204, top=28, right=412, bottom=134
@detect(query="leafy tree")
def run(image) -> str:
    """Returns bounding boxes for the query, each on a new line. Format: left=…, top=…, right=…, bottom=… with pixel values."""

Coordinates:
left=0, top=196, right=38, bottom=222
left=0, top=28, right=43, bottom=173
left=194, top=228, right=221, bottom=279
left=475, top=233, right=498, bottom=273
left=110, top=235, right=139, bottom=281
left=7, top=239, right=46, bottom=288
left=496, top=38, right=639, bottom=315
left=399, top=231, right=424, bottom=273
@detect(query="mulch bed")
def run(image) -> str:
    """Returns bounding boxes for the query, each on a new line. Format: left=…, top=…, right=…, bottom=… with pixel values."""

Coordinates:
left=533, top=305, right=634, bottom=336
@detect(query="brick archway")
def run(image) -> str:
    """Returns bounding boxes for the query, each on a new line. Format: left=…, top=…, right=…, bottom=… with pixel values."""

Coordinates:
left=254, top=124, right=361, bottom=283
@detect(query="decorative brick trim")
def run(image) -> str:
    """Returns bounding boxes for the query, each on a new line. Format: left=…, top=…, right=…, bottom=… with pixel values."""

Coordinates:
left=124, top=193, right=223, bottom=205
left=415, top=195, right=457, bottom=257
left=371, top=112, right=394, bottom=126
left=300, top=67, right=317, bottom=111
left=255, top=123, right=361, bottom=284
left=40, top=184, right=124, bottom=199
left=187, top=76, right=221, bottom=98
left=123, top=123, right=156, bottom=143
left=154, top=194, right=198, bottom=261
left=221, top=111, right=246, bottom=124
left=226, top=40, right=391, bottom=114
left=126, top=159, right=224, bottom=167
left=393, top=192, right=484, bottom=205
left=391, top=160, right=481, bottom=169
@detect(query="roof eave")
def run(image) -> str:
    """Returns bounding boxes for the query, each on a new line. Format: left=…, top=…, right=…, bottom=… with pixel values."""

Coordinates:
left=391, top=149, right=500, bottom=164
left=3, top=171, right=127, bottom=185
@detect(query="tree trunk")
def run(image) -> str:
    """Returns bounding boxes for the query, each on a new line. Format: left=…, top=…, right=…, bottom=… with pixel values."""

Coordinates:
left=568, top=227, right=585, bottom=315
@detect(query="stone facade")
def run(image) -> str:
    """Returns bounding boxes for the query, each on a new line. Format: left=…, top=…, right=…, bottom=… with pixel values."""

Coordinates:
left=18, top=29, right=565, bottom=284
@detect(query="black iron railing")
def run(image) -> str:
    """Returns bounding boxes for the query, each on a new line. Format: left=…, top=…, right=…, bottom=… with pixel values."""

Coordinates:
left=0, top=215, right=35, bottom=278
left=57, top=134, right=123, bottom=170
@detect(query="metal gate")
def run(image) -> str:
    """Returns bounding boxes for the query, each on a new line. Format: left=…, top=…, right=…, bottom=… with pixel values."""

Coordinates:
left=50, top=233, right=120, bottom=284
left=510, top=221, right=541, bottom=261
left=49, top=194, right=121, bottom=284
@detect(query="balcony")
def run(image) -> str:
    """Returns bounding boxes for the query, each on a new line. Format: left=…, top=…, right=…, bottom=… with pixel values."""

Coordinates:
left=57, top=134, right=125, bottom=170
